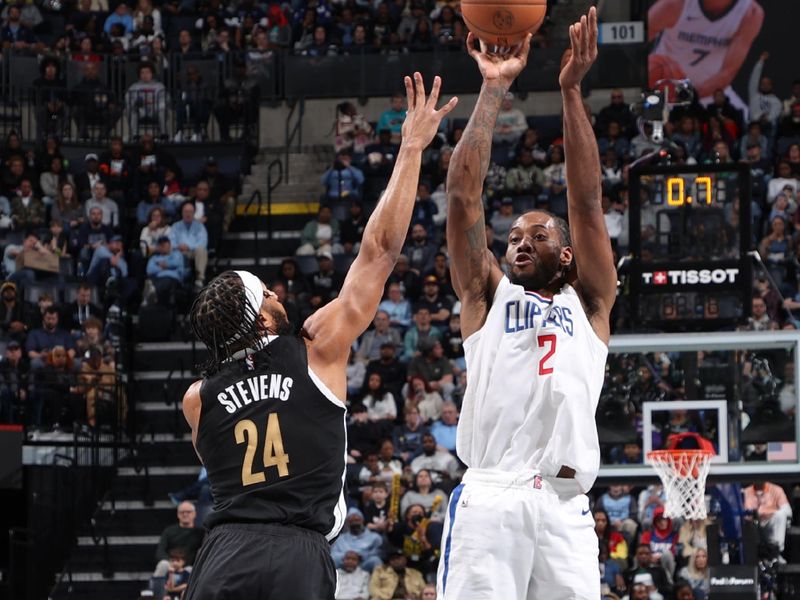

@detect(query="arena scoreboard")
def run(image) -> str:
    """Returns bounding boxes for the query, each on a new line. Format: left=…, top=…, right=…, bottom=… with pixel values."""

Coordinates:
left=628, top=163, right=752, bottom=330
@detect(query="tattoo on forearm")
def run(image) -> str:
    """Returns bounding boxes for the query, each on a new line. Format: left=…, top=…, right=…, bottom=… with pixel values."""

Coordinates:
left=465, top=217, right=486, bottom=252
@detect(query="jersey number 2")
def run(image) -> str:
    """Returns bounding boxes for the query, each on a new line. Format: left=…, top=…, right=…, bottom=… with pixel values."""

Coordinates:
left=235, top=413, right=291, bottom=487
left=537, top=334, right=557, bottom=375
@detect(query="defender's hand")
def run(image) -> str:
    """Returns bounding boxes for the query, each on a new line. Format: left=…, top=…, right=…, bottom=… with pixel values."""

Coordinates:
left=466, top=32, right=531, bottom=88
left=559, top=6, right=598, bottom=90
left=400, top=72, right=458, bottom=152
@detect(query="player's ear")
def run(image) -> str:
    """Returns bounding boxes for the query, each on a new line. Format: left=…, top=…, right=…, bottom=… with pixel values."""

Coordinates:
left=560, top=245, right=574, bottom=268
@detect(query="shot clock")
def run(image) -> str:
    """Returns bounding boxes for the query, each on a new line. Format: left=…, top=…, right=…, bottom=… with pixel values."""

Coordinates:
left=628, top=163, right=752, bottom=330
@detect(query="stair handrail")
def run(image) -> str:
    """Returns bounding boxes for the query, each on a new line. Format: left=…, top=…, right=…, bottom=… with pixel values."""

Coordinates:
left=284, top=97, right=305, bottom=181
left=266, top=157, right=283, bottom=249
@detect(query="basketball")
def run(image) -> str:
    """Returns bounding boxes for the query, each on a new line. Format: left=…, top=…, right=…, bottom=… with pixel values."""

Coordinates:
left=648, top=53, right=686, bottom=88
left=461, top=0, right=547, bottom=48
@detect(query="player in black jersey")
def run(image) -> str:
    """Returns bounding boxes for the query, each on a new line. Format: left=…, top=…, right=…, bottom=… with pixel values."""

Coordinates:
left=181, top=74, right=457, bottom=600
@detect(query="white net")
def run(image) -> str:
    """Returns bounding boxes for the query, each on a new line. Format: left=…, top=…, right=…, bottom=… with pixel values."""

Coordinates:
left=647, top=450, right=712, bottom=520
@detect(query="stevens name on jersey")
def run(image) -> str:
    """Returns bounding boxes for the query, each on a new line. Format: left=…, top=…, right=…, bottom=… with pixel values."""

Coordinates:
left=216, top=374, right=295, bottom=414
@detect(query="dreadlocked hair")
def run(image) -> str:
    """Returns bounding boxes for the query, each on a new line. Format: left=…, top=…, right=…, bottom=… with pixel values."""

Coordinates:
left=190, top=271, right=265, bottom=377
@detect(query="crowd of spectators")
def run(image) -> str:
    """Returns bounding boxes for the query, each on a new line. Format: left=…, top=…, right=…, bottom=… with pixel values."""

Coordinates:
left=0, top=125, right=238, bottom=430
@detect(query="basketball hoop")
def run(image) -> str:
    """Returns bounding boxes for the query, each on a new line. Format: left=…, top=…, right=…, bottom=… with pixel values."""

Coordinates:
left=646, top=432, right=715, bottom=520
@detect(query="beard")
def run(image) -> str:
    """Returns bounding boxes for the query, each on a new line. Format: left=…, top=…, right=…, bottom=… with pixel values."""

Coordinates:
left=509, top=262, right=558, bottom=291
left=268, top=306, right=294, bottom=336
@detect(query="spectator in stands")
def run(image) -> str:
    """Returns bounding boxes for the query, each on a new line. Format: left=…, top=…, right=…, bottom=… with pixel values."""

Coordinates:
left=192, top=180, right=225, bottom=253
left=126, top=63, right=168, bottom=140
left=404, top=374, right=443, bottom=425
left=598, top=121, right=631, bottom=159
left=403, top=306, right=440, bottom=362
left=411, top=182, right=439, bottom=237
left=39, top=158, right=72, bottom=208
left=1, top=4, right=37, bottom=50
left=631, top=122, right=661, bottom=159
left=387, top=507, right=436, bottom=578
left=356, top=311, right=402, bottom=364
left=739, top=121, right=770, bottom=160
left=85, top=182, right=119, bottom=228
left=401, top=467, right=447, bottom=521
left=75, top=206, right=113, bottom=271
left=335, top=550, right=370, bottom=600
left=175, top=66, right=212, bottom=142
left=758, top=218, right=792, bottom=293
left=2, top=231, right=45, bottom=288
left=137, top=181, right=168, bottom=226
left=33, top=58, right=68, bottom=140
left=640, top=507, right=678, bottom=585
left=75, top=154, right=104, bottom=202
left=493, top=92, right=527, bottom=145
left=339, top=200, right=367, bottom=255
left=99, top=136, right=134, bottom=198
left=104, top=2, right=134, bottom=36
left=624, top=544, right=671, bottom=599
left=377, top=93, right=406, bottom=145
left=0, top=340, right=27, bottom=423
left=637, top=484, right=666, bottom=530
left=308, top=251, right=343, bottom=308
left=402, top=223, right=437, bottom=275
left=416, top=276, right=451, bottom=330
left=387, top=254, right=420, bottom=303
left=0, top=281, right=28, bottom=339
left=334, top=102, right=373, bottom=157
left=768, top=161, right=797, bottom=204
left=296, top=205, right=340, bottom=256
left=741, top=142, right=771, bottom=205
left=162, top=548, right=190, bottom=600
left=133, top=0, right=162, bottom=35
left=86, top=234, right=129, bottom=295
left=597, top=89, right=635, bottom=138
left=145, top=236, right=185, bottom=307
left=677, top=548, right=709, bottom=599
left=377, top=438, right=403, bottom=478
left=74, top=316, right=112, bottom=361
left=363, top=480, right=391, bottom=534
left=378, top=283, right=412, bottom=332
left=170, top=201, right=208, bottom=289
left=26, top=306, right=75, bottom=367
left=32, top=344, right=76, bottom=429
left=490, top=197, right=518, bottom=237
left=597, top=485, right=639, bottom=544
left=749, top=52, right=783, bottom=132
left=594, top=508, right=628, bottom=570
left=505, top=148, right=545, bottom=198
left=62, top=284, right=102, bottom=335
left=1, top=156, right=28, bottom=203
left=777, top=102, right=800, bottom=143
left=321, top=150, right=365, bottom=207
left=706, top=89, right=744, bottom=134
left=599, top=541, right=625, bottom=598
left=409, top=340, right=453, bottom=401
left=10, top=178, right=45, bottom=230
left=140, top=206, right=171, bottom=256
left=543, top=144, right=568, bottom=217
left=410, top=431, right=459, bottom=483
left=393, top=404, right=427, bottom=463
left=369, top=548, right=425, bottom=600
left=77, top=345, right=116, bottom=428
left=361, top=372, right=396, bottom=426
left=277, top=258, right=310, bottom=304
left=331, top=507, right=384, bottom=572
left=151, top=502, right=205, bottom=597
left=743, top=481, right=793, bottom=559
left=429, top=401, right=458, bottom=453
left=366, top=342, right=405, bottom=401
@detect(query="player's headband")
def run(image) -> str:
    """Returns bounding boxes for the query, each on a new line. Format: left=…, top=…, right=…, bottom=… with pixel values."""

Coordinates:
left=234, top=270, right=264, bottom=318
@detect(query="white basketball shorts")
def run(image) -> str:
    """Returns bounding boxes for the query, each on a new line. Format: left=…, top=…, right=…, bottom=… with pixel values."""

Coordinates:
left=436, top=468, right=600, bottom=600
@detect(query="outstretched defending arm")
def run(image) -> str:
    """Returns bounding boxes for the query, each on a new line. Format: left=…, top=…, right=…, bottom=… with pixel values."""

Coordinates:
left=448, top=33, right=530, bottom=339
left=305, top=74, right=457, bottom=372
left=560, top=7, right=617, bottom=343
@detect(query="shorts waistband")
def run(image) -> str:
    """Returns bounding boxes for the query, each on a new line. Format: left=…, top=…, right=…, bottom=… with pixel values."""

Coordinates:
left=209, top=522, right=328, bottom=543
left=463, top=467, right=582, bottom=497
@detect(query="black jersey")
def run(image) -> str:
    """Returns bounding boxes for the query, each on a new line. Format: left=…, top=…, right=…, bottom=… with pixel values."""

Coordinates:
left=196, top=335, right=347, bottom=540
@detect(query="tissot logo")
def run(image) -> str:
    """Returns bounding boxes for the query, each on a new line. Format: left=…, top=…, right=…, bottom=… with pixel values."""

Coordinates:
left=642, top=268, right=739, bottom=285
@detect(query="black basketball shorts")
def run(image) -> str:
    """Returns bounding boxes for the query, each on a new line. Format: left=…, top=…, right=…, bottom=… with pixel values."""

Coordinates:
left=184, top=523, right=336, bottom=600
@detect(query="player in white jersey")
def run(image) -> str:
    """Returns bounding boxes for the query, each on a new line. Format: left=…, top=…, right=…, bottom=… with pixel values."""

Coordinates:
left=436, top=8, right=617, bottom=599
left=649, top=0, right=763, bottom=111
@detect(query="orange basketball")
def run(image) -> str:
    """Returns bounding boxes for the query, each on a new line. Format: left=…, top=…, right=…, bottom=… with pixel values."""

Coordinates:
left=648, top=53, right=686, bottom=88
left=461, top=0, right=547, bottom=49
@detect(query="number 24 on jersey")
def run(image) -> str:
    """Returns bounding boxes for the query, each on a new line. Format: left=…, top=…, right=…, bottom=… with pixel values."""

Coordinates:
left=235, top=413, right=291, bottom=487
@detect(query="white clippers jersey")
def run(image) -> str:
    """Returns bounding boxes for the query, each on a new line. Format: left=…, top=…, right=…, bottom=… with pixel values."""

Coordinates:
left=457, top=277, right=607, bottom=494
left=653, top=0, right=751, bottom=86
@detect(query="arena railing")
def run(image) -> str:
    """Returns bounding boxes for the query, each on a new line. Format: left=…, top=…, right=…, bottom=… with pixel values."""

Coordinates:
left=597, top=330, right=800, bottom=485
